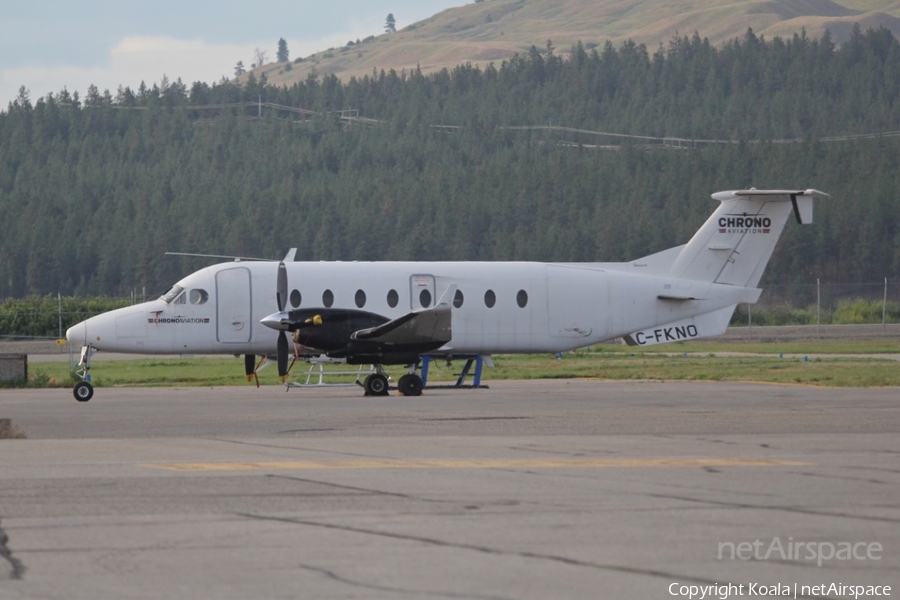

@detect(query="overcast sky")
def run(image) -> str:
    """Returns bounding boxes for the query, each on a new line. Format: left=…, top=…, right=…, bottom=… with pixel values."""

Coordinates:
left=1, top=0, right=464, bottom=107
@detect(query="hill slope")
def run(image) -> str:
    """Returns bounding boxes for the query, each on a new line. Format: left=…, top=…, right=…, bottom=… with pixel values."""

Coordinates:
left=250, top=0, right=900, bottom=86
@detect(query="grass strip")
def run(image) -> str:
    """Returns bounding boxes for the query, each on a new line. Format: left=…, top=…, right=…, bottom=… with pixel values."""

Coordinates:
left=24, top=347, right=900, bottom=389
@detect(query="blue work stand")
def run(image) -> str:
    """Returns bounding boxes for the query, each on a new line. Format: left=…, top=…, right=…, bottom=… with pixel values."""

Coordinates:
left=420, top=355, right=489, bottom=389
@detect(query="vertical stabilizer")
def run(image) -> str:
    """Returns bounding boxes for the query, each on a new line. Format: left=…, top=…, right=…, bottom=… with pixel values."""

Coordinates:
left=667, top=189, right=829, bottom=287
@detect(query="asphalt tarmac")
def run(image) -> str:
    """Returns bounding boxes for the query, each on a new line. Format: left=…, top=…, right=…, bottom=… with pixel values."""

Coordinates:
left=0, top=380, right=897, bottom=599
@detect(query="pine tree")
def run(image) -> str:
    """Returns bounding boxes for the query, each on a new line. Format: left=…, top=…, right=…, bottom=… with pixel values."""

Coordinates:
left=277, top=38, right=289, bottom=63
left=385, top=14, right=396, bottom=34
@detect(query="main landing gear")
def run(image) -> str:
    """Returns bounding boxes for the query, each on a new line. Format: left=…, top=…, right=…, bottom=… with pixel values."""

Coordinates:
left=397, top=373, right=424, bottom=396
left=72, top=345, right=95, bottom=402
left=362, top=372, right=390, bottom=396
left=361, top=364, right=424, bottom=397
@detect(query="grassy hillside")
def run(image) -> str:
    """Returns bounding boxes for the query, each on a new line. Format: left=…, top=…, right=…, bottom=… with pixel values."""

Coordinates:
left=249, top=0, right=900, bottom=86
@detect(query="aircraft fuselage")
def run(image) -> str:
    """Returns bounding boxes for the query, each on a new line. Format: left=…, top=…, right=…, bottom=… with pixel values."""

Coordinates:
left=66, top=260, right=754, bottom=356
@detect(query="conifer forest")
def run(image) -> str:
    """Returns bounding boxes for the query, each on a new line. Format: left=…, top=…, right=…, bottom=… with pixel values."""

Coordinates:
left=2, top=27, right=900, bottom=302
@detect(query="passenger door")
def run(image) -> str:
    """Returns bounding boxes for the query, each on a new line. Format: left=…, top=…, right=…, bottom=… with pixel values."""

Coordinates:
left=216, top=267, right=252, bottom=343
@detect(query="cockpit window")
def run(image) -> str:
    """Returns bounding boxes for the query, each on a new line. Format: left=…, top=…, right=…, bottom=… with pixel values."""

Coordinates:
left=190, top=289, right=209, bottom=305
left=160, top=285, right=184, bottom=304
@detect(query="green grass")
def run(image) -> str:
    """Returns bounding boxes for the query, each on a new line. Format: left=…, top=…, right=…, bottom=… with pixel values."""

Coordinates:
left=26, top=342, right=900, bottom=389
left=488, top=352, right=900, bottom=388
left=607, top=339, right=900, bottom=355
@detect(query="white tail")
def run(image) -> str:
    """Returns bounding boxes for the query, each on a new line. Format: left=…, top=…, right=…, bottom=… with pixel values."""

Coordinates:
left=667, top=189, right=829, bottom=287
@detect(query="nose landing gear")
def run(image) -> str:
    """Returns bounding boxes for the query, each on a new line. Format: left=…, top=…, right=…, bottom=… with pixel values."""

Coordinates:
left=73, top=381, right=93, bottom=402
left=72, top=345, right=94, bottom=402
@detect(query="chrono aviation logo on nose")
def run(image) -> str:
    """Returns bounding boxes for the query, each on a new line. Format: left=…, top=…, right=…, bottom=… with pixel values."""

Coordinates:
left=718, top=212, right=771, bottom=233
left=148, top=316, right=211, bottom=324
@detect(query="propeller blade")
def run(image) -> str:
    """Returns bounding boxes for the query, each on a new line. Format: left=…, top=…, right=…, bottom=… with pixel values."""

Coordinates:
left=276, top=261, right=288, bottom=312
left=277, top=330, right=289, bottom=377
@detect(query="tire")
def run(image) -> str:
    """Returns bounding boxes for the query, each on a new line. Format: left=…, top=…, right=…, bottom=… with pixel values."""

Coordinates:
left=398, top=374, right=423, bottom=397
left=364, top=373, right=389, bottom=396
left=73, top=381, right=94, bottom=402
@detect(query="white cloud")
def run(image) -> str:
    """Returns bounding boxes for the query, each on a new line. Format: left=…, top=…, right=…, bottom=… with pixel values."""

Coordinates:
left=1, top=30, right=372, bottom=106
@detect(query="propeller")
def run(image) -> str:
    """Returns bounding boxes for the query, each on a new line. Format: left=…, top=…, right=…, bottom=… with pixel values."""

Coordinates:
left=275, top=260, right=290, bottom=380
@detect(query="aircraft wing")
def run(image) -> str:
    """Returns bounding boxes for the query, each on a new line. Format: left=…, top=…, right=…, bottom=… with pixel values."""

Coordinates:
left=351, top=304, right=451, bottom=345
left=351, top=284, right=456, bottom=346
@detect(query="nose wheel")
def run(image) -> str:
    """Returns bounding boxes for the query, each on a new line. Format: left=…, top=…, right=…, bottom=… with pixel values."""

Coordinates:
left=73, top=381, right=94, bottom=402
left=72, top=345, right=95, bottom=402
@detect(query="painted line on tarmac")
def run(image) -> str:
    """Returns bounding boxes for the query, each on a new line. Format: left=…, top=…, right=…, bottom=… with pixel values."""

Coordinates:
left=139, top=457, right=809, bottom=472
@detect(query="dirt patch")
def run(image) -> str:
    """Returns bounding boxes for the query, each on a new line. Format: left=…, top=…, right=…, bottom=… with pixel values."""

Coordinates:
left=0, top=419, right=26, bottom=440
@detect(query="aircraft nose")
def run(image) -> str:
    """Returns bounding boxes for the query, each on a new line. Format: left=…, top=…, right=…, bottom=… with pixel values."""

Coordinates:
left=66, top=321, right=86, bottom=346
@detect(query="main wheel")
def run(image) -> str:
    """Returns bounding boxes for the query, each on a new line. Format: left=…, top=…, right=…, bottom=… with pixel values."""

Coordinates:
left=364, top=373, right=390, bottom=396
left=73, top=381, right=94, bottom=402
left=397, top=374, right=423, bottom=397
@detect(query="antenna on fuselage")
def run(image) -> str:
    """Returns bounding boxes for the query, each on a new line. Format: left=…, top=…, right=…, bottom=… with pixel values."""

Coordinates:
left=165, top=248, right=298, bottom=262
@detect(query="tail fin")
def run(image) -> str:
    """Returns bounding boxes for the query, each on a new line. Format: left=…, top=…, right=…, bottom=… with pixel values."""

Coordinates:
left=667, top=189, right=829, bottom=287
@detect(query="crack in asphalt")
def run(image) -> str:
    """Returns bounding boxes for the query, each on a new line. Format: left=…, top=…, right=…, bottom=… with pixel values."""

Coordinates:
left=206, top=437, right=405, bottom=461
left=420, top=417, right=531, bottom=421
left=277, top=428, right=341, bottom=434
left=237, top=512, right=836, bottom=598
left=648, top=493, right=900, bottom=524
left=296, top=563, right=516, bottom=600
left=266, top=473, right=447, bottom=503
left=791, top=470, right=892, bottom=485
left=0, top=518, right=25, bottom=580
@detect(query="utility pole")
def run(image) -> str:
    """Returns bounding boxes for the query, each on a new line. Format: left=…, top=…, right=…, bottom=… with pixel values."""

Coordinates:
left=816, top=278, right=820, bottom=340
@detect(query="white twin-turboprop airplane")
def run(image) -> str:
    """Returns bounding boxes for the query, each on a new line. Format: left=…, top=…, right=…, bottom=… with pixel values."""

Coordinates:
left=66, top=188, right=828, bottom=401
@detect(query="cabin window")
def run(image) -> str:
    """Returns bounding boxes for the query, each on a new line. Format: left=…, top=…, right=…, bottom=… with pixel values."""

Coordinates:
left=419, top=289, right=432, bottom=308
left=290, top=289, right=301, bottom=308
left=159, top=285, right=184, bottom=304
left=484, top=290, right=496, bottom=308
left=387, top=289, right=399, bottom=308
left=189, top=289, right=209, bottom=305
left=355, top=289, right=366, bottom=308
left=453, top=289, right=464, bottom=308
left=323, top=289, right=334, bottom=308
left=516, top=290, right=528, bottom=308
